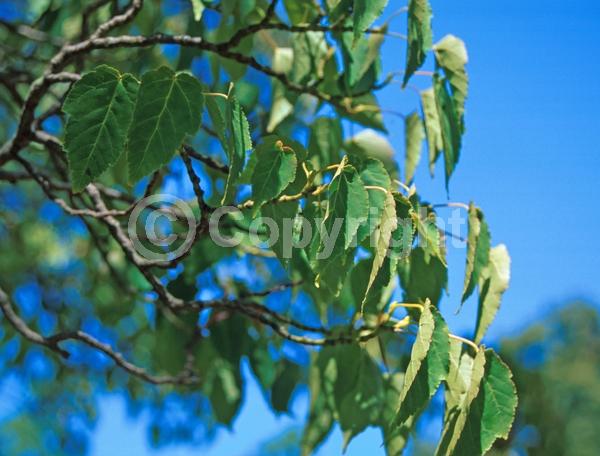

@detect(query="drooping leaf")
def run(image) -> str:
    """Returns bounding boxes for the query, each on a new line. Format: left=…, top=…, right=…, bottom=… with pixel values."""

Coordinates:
left=250, top=140, right=297, bottom=215
left=389, top=193, right=415, bottom=261
left=271, top=359, right=303, bottom=413
left=309, top=116, right=344, bottom=167
left=260, top=200, right=299, bottom=263
left=127, top=66, right=204, bottom=182
left=208, top=359, right=243, bottom=426
left=395, top=302, right=449, bottom=438
left=436, top=349, right=517, bottom=455
left=434, top=74, right=462, bottom=190
left=415, top=209, right=445, bottom=263
left=340, top=28, right=385, bottom=89
left=352, top=0, right=388, bottom=43
left=380, top=373, right=411, bottom=455
left=283, top=0, right=320, bottom=25
left=403, top=0, right=432, bottom=86
left=461, top=203, right=491, bottom=304
left=301, top=356, right=335, bottom=456
left=222, top=95, right=252, bottom=204
left=337, top=348, right=385, bottom=449
left=345, top=129, right=398, bottom=178
left=319, top=160, right=369, bottom=253
left=436, top=348, right=486, bottom=456
left=398, top=246, right=447, bottom=306
left=433, top=35, right=469, bottom=131
left=474, top=244, right=510, bottom=343
left=420, top=87, right=444, bottom=176
left=404, top=111, right=425, bottom=184
left=351, top=255, right=395, bottom=315
left=63, top=65, right=138, bottom=191
left=337, top=93, right=387, bottom=131
left=362, top=191, right=397, bottom=312
left=355, top=157, right=391, bottom=242
left=292, top=31, right=329, bottom=84
left=267, top=48, right=294, bottom=132
left=153, top=311, right=196, bottom=375
left=444, top=338, right=474, bottom=415
left=315, top=344, right=384, bottom=450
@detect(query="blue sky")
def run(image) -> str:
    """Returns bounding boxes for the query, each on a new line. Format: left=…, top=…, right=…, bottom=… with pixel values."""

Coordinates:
left=2, top=0, right=600, bottom=454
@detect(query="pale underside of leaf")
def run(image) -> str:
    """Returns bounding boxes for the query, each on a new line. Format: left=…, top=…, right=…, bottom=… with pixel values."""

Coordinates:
left=403, top=0, right=433, bottom=86
left=474, top=244, right=510, bottom=343
left=361, top=191, right=397, bottom=313
left=404, top=111, right=425, bottom=184
left=420, top=88, right=443, bottom=175
left=461, top=203, right=491, bottom=304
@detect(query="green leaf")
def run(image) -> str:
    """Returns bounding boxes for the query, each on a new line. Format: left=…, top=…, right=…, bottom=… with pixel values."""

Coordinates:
left=433, top=35, right=469, bottom=131
left=222, top=95, right=252, bottom=204
left=190, top=0, right=205, bottom=21
left=250, top=140, right=297, bottom=215
left=318, top=160, right=368, bottom=254
left=403, top=0, right=432, bottom=86
left=436, top=348, right=486, bottom=456
left=127, top=66, right=204, bottom=182
left=271, top=359, right=302, bottom=413
left=292, top=31, right=328, bottom=84
left=301, top=358, right=335, bottom=456
left=380, top=373, right=411, bottom=455
left=436, top=349, right=517, bottom=455
left=315, top=345, right=384, bottom=450
left=309, top=117, right=344, bottom=167
left=153, top=311, right=197, bottom=375
left=63, top=65, right=138, bottom=191
left=337, top=348, right=384, bottom=449
left=315, top=248, right=355, bottom=296
left=404, top=111, right=425, bottom=184
left=352, top=0, right=388, bottom=43
left=283, top=0, right=319, bottom=25
left=351, top=255, right=395, bottom=315
left=362, top=191, right=397, bottom=312
left=395, top=302, right=449, bottom=436
left=337, top=94, right=387, bottom=132
left=474, top=244, right=510, bottom=343
left=434, top=74, right=462, bottom=190
left=444, top=339, right=474, bottom=415
left=420, top=88, right=444, bottom=176
left=415, top=209, right=445, bottom=263
left=461, top=203, right=491, bottom=304
left=248, top=340, right=277, bottom=392
left=355, top=157, right=391, bottom=242
left=341, top=29, right=385, bottom=88
left=390, top=193, right=415, bottom=260
left=345, top=129, right=398, bottom=179
left=267, top=48, right=294, bottom=132
left=209, top=359, right=243, bottom=425
left=260, top=200, right=299, bottom=263
left=398, top=246, right=447, bottom=306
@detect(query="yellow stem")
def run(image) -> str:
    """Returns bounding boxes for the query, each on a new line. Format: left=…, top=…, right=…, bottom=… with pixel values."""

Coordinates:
left=393, top=179, right=411, bottom=193
left=364, top=185, right=389, bottom=194
left=449, top=334, right=480, bottom=352
left=388, top=301, right=424, bottom=314
left=203, top=92, right=229, bottom=99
